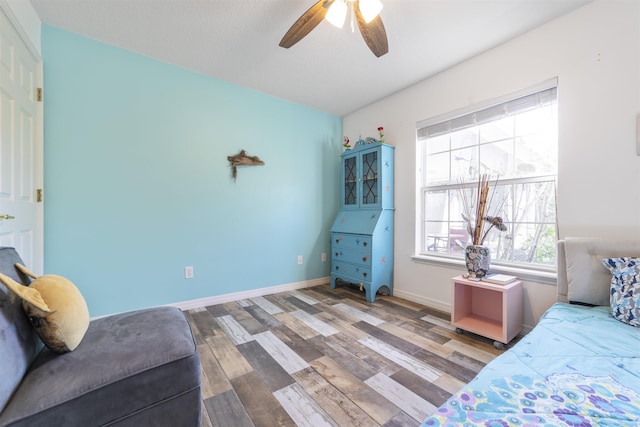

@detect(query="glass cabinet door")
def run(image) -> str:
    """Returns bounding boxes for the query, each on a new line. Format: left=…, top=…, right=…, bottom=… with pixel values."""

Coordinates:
left=342, top=154, right=358, bottom=207
left=360, top=149, right=379, bottom=207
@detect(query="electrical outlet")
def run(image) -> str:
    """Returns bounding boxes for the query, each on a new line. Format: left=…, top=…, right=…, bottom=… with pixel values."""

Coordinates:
left=297, top=255, right=303, bottom=265
left=322, top=252, right=327, bottom=262
left=184, top=266, right=194, bottom=279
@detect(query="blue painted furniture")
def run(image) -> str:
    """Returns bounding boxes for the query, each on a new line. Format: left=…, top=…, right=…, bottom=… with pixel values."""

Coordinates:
left=330, top=141, right=394, bottom=302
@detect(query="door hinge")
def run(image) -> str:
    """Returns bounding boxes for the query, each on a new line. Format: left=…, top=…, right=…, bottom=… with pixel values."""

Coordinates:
left=36, top=189, right=43, bottom=202
left=37, top=88, right=43, bottom=102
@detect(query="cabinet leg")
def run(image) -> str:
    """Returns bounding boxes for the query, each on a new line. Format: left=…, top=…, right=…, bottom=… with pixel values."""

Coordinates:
left=493, top=341, right=505, bottom=350
left=365, top=288, right=375, bottom=302
left=455, top=328, right=464, bottom=334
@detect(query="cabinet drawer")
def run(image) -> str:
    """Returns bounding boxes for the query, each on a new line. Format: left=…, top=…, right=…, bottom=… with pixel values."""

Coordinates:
left=332, top=247, right=371, bottom=267
left=333, top=262, right=371, bottom=283
left=332, top=233, right=371, bottom=250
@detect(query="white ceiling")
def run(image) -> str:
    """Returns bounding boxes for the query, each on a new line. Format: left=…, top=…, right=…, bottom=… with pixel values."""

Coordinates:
left=30, top=0, right=590, bottom=116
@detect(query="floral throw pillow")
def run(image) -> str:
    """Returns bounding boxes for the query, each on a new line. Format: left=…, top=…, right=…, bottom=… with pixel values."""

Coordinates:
left=602, top=257, right=640, bottom=327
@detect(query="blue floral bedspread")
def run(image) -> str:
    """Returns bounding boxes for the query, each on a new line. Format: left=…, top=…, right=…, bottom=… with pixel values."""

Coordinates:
left=421, top=303, right=640, bottom=427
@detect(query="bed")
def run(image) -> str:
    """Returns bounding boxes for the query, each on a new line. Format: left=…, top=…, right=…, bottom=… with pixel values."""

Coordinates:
left=421, top=238, right=640, bottom=426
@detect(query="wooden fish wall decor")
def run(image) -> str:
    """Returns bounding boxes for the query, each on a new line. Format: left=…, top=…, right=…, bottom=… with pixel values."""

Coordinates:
left=227, top=150, right=265, bottom=180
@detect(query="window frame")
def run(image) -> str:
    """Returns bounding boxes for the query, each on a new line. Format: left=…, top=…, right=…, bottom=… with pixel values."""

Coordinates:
left=414, top=79, right=559, bottom=280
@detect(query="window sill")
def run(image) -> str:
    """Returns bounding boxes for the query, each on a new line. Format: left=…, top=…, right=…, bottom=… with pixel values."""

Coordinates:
left=411, top=254, right=557, bottom=286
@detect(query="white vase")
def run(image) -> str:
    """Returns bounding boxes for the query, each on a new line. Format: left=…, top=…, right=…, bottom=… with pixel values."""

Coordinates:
left=465, top=245, right=490, bottom=278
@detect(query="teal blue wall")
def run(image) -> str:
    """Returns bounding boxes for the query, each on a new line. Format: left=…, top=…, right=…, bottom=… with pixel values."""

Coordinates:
left=42, top=26, right=342, bottom=317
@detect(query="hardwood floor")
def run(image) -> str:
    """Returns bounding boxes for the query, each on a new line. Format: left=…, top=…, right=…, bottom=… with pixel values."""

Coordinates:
left=185, top=284, right=504, bottom=427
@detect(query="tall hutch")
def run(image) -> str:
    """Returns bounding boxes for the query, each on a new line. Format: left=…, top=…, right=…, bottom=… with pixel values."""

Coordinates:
left=330, top=141, right=394, bottom=302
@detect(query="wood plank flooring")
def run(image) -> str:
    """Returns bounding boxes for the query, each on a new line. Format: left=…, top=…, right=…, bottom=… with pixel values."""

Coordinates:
left=185, top=284, right=504, bottom=427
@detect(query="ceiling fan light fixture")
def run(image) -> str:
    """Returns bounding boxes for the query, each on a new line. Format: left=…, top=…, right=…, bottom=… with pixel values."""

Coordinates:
left=359, top=0, right=383, bottom=23
left=280, top=0, right=388, bottom=57
left=325, top=0, right=348, bottom=28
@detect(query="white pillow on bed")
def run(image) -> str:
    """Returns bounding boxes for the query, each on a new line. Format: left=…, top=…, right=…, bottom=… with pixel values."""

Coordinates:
left=602, top=257, right=640, bottom=327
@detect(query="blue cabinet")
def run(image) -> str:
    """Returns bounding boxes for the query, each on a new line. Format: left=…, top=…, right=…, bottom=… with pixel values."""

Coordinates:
left=331, top=142, right=394, bottom=302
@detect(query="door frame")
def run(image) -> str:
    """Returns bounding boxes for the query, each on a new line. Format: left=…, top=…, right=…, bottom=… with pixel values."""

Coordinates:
left=0, top=2, right=44, bottom=273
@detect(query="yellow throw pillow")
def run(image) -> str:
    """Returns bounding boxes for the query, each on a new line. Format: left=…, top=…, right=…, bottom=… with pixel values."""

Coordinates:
left=0, top=264, right=90, bottom=353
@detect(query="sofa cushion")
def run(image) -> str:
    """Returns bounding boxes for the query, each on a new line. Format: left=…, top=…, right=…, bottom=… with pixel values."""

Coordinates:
left=0, top=248, right=43, bottom=413
left=0, top=265, right=90, bottom=353
left=562, top=238, right=640, bottom=306
left=0, top=306, right=201, bottom=426
left=602, top=257, right=640, bottom=327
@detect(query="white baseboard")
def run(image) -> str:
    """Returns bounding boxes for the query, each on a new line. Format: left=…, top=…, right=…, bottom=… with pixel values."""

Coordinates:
left=392, top=288, right=451, bottom=314
left=159, top=279, right=537, bottom=338
left=168, top=276, right=330, bottom=311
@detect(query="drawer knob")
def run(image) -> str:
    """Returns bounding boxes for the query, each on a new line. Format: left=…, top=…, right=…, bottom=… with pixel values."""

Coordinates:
left=363, top=272, right=368, bottom=278
left=362, top=256, right=368, bottom=262
left=335, top=252, right=339, bottom=257
left=363, top=242, right=368, bottom=247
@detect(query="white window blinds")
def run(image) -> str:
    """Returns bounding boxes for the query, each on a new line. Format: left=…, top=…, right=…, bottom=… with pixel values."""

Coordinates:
left=417, top=80, right=558, bottom=140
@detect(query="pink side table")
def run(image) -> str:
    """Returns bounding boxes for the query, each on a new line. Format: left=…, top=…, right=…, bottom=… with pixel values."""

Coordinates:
left=451, top=275, right=523, bottom=349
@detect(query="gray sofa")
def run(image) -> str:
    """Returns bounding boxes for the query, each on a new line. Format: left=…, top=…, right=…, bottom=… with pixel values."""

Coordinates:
left=0, top=247, right=201, bottom=426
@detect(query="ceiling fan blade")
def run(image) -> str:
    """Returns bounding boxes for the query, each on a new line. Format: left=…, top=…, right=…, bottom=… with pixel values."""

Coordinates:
left=279, top=0, right=331, bottom=49
left=354, top=1, right=389, bottom=58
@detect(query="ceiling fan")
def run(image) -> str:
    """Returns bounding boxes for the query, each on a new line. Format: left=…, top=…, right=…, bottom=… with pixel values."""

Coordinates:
left=279, top=0, right=389, bottom=58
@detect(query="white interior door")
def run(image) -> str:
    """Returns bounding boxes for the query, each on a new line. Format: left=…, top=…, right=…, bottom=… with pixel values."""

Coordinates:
left=0, top=8, right=43, bottom=273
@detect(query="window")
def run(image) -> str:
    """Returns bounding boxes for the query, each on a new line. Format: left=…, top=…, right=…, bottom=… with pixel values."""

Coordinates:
left=417, top=81, right=558, bottom=269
